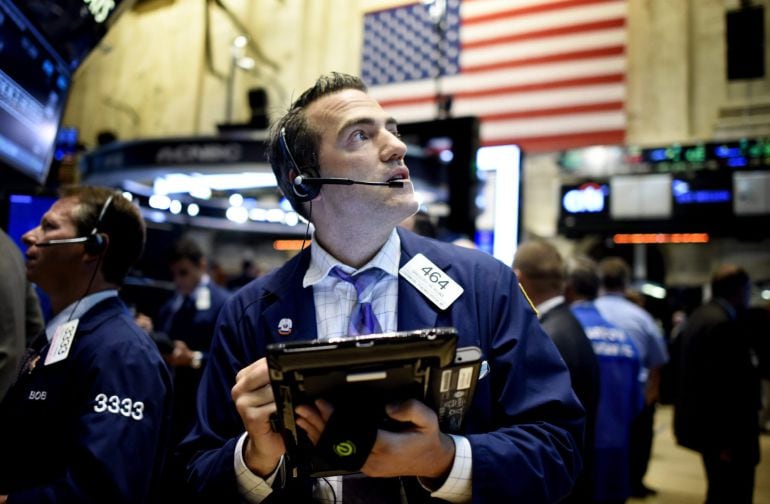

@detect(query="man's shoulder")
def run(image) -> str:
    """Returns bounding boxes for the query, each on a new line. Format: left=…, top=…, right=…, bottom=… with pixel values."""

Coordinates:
left=225, top=253, right=306, bottom=308
left=208, top=282, right=234, bottom=304
left=77, top=301, right=167, bottom=364
left=398, top=228, right=504, bottom=271
left=596, top=294, right=644, bottom=317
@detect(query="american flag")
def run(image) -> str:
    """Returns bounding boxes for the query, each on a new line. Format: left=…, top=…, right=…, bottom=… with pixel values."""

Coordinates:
left=362, top=0, right=627, bottom=153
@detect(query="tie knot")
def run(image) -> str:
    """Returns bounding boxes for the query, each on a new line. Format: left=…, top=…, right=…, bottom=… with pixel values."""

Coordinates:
left=330, top=267, right=384, bottom=297
left=329, top=266, right=385, bottom=336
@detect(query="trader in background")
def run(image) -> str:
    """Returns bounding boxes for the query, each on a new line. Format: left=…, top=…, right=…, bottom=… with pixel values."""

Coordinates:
left=566, top=256, right=643, bottom=504
left=595, top=257, right=669, bottom=498
left=674, top=265, right=760, bottom=504
left=152, top=236, right=232, bottom=500
left=514, top=239, right=600, bottom=504
left=155, top=236, right=231, bottom=440
left=0, top=228, right=44, bottom=399
left=0, top=186, right=172, bottom=503
left=180, top=72, right=585, bottom=503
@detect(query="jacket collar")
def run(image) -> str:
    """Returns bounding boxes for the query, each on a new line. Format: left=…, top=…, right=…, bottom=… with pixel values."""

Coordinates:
left=260, top=228, right=456, bottom=341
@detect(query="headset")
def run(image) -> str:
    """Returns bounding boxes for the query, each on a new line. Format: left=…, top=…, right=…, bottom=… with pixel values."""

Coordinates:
left=279, top=127, right=322, bottom=203
left=35, top=194, right=114, bottom=255
left=279, top=127, right=403, bottom=204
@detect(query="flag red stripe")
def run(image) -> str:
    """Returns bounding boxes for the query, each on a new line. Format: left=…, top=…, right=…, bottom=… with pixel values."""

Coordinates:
left=462, top=46, right=625, bottom=73
left=463, top=0, right=619, bottom=25
left=457, top=73, right=624, bottom=97
left=480, top=101, right=624, bottom=121
left=377, top=74, right=624, bottom=108
left=463, top=18, right=625, bottom=49
left=482, top=129, right=626, bottom=152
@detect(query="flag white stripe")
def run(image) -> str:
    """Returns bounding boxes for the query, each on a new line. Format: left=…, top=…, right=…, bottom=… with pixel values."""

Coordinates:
left=368, top=56, right=625, bottom=100
left=461, top=0, right=573, bottom=18
left=461, top=2, right=627, bottom=43
left=481, top=110, right=625, bottom=139
left=462, top=29, right=626, bottom=68
left=451, top=83, right=625, bottom=116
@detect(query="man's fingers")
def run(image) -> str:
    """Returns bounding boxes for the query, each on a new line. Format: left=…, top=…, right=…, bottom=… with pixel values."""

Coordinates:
left=316, top=398, right=334, bottom=422
left=385, top=399, right=435, bottom=428
left=232, top=358, right=271, bottom=401
left=295, top=404, right=326, bottom=445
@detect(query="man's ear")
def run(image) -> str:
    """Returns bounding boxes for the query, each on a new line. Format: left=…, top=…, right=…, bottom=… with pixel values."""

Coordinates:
left=84, top=233, right=109, bottom=259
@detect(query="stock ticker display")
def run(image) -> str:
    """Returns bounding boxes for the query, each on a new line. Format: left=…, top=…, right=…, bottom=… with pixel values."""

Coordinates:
left=558, top=139, right=770, bottom=239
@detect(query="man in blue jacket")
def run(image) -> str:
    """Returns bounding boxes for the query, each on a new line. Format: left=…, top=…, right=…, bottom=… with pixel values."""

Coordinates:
left=180, top=72, right=584, bottom=503
left=0, top=186, right=172, bottom=503
left=155, top=236, right=232, bottom=441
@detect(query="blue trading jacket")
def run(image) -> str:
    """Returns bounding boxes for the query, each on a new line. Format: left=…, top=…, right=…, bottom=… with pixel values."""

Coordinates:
left=0, top=297, right=173, bottom=503
left=181, top=228, right=585, bottom=503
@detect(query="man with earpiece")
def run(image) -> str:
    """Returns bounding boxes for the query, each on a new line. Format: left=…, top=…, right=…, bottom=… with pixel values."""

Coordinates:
left=0, top=186, right=173, bottom=504
left=180, top=72, right=585, bottom=503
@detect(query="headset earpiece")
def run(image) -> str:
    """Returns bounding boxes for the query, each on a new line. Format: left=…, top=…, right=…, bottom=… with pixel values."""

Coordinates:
left=291, top=167, right=321, bottom=203
left=86, top=195, right=113, bottom=256
left=280, top=127, right=321, bottom=203
left=84, top=233, right=107, bottom=255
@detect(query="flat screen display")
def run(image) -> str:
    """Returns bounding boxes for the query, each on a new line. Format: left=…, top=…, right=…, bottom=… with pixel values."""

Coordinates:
left=18, top=0, right=134, bottom=72
left=0, top=0, right=71, bottom=184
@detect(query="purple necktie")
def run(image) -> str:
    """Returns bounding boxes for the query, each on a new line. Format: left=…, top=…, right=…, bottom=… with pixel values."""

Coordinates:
left=330, top=266, right=385, bottom=335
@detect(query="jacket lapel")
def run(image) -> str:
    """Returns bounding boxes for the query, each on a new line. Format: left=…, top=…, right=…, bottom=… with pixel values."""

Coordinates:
left=261, top=249, right=318, bottom=344
left=396, top=228, right=455, bottom=331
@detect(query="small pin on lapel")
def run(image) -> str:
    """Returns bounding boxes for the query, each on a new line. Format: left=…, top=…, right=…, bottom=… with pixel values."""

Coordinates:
left=277, top=318, right=293, bottom=336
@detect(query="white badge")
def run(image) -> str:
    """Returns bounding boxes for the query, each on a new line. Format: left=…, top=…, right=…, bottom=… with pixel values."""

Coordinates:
left=45, top=319, right=79, bottom=366
left=399, top=253, right=464, bottom=310
left=195, top=286, right=211, bottom=310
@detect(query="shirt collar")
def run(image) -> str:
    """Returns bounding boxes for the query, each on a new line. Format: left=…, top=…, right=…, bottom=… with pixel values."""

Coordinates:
left=304, top=229, right=401, bottom=288
left=536, top=295, right=565, bottom=318
left=46, top=290, right=119, bottom=341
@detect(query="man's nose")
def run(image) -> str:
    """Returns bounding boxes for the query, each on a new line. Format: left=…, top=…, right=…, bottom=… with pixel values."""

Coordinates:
left=381, top=130, right=407, bottom=162
left=21, top=227, right=38, bottom=247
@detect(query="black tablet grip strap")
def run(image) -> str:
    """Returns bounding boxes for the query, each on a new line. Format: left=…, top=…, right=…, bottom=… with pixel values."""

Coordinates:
left=314, top=402, right=380, bottom=472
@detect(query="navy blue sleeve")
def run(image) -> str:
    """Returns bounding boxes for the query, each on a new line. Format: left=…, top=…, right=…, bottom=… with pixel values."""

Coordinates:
left=178, top=295, right=258, bottom=502
left=9, top=320, right=172, bottom=504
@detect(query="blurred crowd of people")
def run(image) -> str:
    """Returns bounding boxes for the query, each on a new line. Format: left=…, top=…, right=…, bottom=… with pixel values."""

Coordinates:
left=0, top=71, right=766, bottom=503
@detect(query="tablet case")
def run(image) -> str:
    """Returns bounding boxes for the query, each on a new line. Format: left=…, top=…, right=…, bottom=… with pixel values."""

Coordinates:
left=266, top=327, right=480, bottom=478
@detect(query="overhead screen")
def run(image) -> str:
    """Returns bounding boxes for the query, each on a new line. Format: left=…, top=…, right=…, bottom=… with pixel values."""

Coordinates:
left=0, top=0, right=133, bottom=185
left=0, top=0, right=71, bottom=184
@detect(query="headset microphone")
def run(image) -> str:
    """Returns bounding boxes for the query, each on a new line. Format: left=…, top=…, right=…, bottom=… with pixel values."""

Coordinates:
left=35, top=237, right=91, bottom=247
left=292, top=175, right=405, bottom=188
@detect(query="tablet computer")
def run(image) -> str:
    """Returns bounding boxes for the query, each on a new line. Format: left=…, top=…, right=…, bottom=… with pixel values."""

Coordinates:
left=267, top=327, right=475, bottom=477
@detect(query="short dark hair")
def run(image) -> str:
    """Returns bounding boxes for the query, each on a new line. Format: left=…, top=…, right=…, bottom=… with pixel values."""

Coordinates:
left=169, top=237, right=204, bottom=265
left=267, top=72, right=367, bottom=218
left=711, top=264, right=750, bottom=300
left=598, top=256, right=630, bottom=291
left=513, top=240, right=566, bottom=295
left=60, top=185, right=145, bottom=285
left=566, top=255, right=600, bottom=300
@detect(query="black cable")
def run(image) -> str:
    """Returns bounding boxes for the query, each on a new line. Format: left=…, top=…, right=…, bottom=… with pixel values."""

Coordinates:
left=66, top=243, right=106, bottom=323
left=320, top=476, right=338, bottom=503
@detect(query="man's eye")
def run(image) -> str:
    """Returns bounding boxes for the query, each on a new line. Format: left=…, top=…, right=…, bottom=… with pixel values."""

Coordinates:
left=352, top=130, right=369, bottom=141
